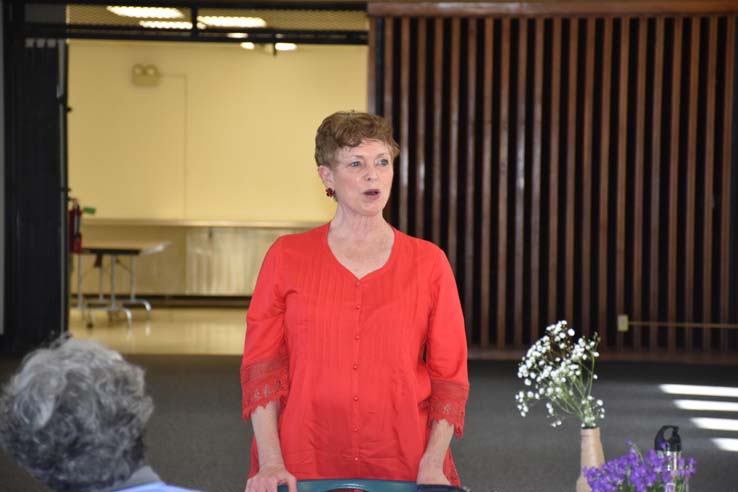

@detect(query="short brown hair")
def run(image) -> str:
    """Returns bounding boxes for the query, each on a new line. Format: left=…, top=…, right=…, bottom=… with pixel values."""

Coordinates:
left=314, top=111, right=400, bottom=167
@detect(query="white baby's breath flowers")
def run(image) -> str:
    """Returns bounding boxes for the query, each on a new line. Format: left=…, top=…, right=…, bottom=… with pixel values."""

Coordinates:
left=515, top=320, right=606, bottom=429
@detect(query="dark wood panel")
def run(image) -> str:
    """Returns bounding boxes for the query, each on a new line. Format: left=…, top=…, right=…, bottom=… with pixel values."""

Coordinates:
left=464, top=19, right=477, bottom=339
left=371, top=11, right=738, bottom=360
left=581, top=17, right=595, bottom=337
left=616, top=17, right=630, bottom=351
left=480, top=17, right=493, bottom=349
left=530, top=17, right=544, bottom=340
left=565, top=18, right=578, bottom=327
left=383, top=18, right=394, bottom=132
left=684, top=17, right=700, bottom=351
left=649, top=17, right=665, bottom=350
left=448, top=18, right=461, bottom=270
left=719, top=17, right=735, bottom=332
left=598, top=17, right=613, bottom=343
left=633, top=18, right=647, bottom=350
left=496, top=17, right=511, bottom=349
left=514, top=18, right=527, bottom=348
left=369, top=2, right=738, bottom=17
left=667, top=18, right=683, bottom=353
left=703, top=16, right=718, bottom=351
left=368, top=17, right=377, bottom=112
left=415, top=18, right=427, bottom=238
left=548, top=17, right=562, bottom=326
left=432, top=18, right=443, bottom=247
left=399, top=17, right=410, bottom=232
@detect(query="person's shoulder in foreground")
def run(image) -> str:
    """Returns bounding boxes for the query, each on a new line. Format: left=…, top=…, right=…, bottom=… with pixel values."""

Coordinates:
left=99, top=466, right=202, bottom=491
left=0, top=336, right=205, bottom=492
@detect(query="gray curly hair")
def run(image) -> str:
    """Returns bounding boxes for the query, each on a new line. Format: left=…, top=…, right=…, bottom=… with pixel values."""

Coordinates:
left=0, top=338, right=154, bottom=492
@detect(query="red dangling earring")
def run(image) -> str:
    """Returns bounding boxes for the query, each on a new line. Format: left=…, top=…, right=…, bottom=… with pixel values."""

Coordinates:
left=325, top=188, right=335, bottom=197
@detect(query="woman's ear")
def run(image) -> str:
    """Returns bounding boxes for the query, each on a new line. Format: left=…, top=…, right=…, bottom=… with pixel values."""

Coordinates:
left=317, top=165, right=334, bottom=188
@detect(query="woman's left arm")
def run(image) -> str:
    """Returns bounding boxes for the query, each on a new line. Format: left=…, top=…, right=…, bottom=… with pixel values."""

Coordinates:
left=417, top=248, right=470, bottom=484
left=417, top=419, right=454, bottom=485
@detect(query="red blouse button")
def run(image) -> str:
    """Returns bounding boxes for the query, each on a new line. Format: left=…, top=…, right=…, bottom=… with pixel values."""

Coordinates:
left=353, top=395, right=359, bottom=401
left=354, top=335, right=360, bottom=340
left=354, top=457, right=359, bottom=462
left=353, top=363, right=359, bottom=370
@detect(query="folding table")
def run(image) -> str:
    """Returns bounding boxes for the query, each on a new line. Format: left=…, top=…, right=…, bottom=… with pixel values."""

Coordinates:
left=73, top=240, right=169, bottom=327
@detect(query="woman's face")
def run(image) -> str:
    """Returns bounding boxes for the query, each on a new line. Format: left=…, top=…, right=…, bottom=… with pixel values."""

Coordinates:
left=319, top=139, right=394, bottom=218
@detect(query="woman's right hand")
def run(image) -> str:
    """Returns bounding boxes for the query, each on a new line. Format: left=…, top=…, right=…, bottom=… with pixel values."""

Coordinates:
left=245, top=463, right=297, bottom=492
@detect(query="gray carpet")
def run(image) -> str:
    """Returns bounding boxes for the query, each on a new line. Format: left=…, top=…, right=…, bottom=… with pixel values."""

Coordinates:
left=0, top=356, right=735, bottom=492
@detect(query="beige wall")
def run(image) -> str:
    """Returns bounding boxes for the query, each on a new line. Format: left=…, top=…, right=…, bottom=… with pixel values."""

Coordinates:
left=68, top=40, right=368, bottom=222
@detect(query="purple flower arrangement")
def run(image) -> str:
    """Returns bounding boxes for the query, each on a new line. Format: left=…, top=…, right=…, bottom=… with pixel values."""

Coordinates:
left=584, top=441, right=696, bottom=492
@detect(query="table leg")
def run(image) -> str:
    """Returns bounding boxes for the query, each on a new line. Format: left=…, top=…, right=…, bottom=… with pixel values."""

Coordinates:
left=130, top=256, right=136, bottom=300
left=110, top=254, right=117, bottom=307
left=109, top=254, right=132, bottom=328
left=76, top=253, right=93, bottom=328
left=87, top=253, right=107, bottom=328
left=98, top=254, right=105, bottom=303
left=122, top=256, right=152, bottom=320
left=76, top=253, right=83, bottom=310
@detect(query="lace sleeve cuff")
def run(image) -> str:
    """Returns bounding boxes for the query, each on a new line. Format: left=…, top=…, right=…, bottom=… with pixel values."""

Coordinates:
left=241, top=354, right=290, bottom=420
left=428, top=379, right=469, bottom=437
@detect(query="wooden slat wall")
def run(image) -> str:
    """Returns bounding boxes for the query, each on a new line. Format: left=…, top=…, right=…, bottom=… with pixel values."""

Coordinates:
left=369, top=5, right=738, bottom=360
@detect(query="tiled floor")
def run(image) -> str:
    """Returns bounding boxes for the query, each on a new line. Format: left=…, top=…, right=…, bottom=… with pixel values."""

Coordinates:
left=68, top=307, right=247, bottom=355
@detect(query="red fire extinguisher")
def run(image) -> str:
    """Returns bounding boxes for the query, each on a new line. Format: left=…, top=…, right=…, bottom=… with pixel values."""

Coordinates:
left=69, top=197, right=83, bottom=253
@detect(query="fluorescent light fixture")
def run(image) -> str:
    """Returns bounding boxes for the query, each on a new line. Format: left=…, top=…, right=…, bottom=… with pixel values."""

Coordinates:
left=139, top=20, right=192, bottom=30
left=712, top=438, right=738, bottom=452
left=240, top=42, right=255, bottom=50
left=674, top=399, right=738, bottom=412
left=227, top=33, right=248, bottom=39
left=198, top=16, right=266, bottom=28
left=107, top=6, right=183, bottom=19
left=275, top=43, right=297, bottom=51
left=692, top=417, right=738, bottom=432
left=660, top=384, right=738, bottom=398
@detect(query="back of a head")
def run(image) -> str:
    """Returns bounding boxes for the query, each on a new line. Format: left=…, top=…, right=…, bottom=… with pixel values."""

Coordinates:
left=0, top=338, right=154, bottom=492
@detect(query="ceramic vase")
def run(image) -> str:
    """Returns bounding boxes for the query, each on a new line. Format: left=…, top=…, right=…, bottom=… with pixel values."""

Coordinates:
left=576, top=427, right=605, bottom=492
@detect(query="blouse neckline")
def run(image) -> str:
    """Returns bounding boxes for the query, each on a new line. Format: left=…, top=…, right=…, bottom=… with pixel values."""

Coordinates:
left=321, top=222, right=398, bottom=282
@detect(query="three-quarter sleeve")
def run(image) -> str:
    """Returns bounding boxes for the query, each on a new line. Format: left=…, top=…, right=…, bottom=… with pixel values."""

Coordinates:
left=241, top=240, right=290, bottom=420
left=425, top=250, right=470, bottom=437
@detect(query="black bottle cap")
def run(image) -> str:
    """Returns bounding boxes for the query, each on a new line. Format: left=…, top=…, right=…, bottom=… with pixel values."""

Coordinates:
left=655, top=425, right=682, bottom=452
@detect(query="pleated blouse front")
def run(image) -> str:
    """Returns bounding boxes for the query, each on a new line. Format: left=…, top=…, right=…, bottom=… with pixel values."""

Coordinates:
left=241, top=223, right=469, bottom=484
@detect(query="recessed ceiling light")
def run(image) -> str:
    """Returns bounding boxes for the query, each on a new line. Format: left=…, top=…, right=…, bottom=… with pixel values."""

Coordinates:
left=240, top=42, right=255, bottom=50
left=227, top=33, right=249, bottom=39
left=107, top=6, right=183, bottom=19
left=198, top=16, right=266, bottom=28
left=275, top=43, right=297, bottom=52
left=139, top=20, right=192, bottom=30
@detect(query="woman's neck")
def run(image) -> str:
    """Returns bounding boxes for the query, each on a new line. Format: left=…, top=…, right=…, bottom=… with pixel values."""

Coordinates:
left=329, top=208, right=391, bottom=243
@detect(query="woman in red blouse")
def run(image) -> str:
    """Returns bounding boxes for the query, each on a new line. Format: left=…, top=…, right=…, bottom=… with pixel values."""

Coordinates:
left=241, top=112, right=469, bottom=492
